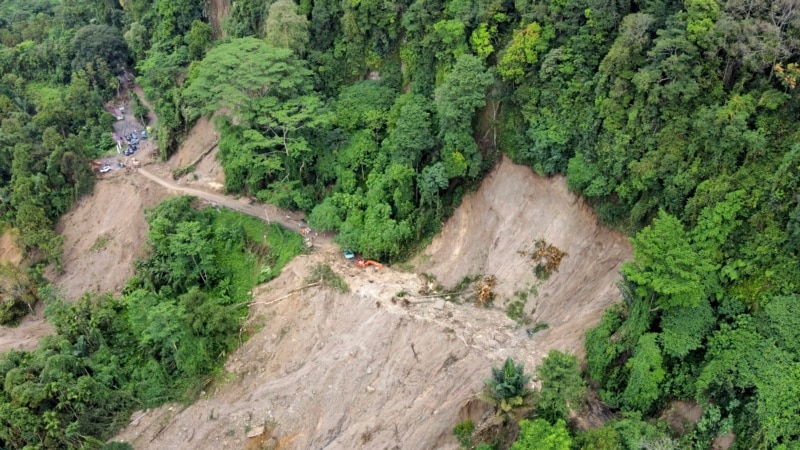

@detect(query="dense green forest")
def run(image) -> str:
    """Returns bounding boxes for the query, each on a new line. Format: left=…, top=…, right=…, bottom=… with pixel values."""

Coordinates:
left=1, top=0, right=799, bottom=448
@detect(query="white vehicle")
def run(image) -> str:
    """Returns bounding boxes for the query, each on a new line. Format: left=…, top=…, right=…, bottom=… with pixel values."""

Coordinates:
left=99, top=165, right=112, bottom=173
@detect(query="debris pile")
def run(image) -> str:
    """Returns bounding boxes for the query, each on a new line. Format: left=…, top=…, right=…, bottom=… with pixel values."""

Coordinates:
left=475, top=275, right=496, bottom=307
left=528, top=239, right=567, bottom=279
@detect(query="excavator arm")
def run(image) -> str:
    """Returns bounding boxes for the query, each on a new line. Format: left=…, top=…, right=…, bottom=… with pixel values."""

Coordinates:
left=355, top=259, right=383, bottom=269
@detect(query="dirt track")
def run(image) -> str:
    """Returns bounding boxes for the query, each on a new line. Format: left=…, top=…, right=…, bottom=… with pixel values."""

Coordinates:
left=136, top=167, right=329, bottom=247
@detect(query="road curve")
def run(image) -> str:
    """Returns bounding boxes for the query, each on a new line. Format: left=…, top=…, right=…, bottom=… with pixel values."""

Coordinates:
left=137, top=167, right=334, bottom=247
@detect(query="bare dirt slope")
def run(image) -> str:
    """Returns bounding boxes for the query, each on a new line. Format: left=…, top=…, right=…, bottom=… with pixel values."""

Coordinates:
left=168, top=115, right=226, bottom=191
left=111, top=157, right=632, bottom=450
left=0, top=302, right=53, bottom=353
left=113, top=251, right=539, bottom=450
left=52, top=173, right=170, bottom=300
left=416, top=156, right=632, bottom=357
left=2, top=91, right=633, bottom=447
left=0, top=172, right=168, bottom=353
left=0, top=230, right=22, bottom=265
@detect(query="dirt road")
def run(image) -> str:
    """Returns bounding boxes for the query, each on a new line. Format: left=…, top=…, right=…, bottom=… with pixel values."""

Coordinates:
left=136, top=167, right=334, bottom=249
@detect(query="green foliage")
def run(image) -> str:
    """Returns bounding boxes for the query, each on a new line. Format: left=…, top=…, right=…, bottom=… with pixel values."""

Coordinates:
left=184, top=20, right=212, bottom=60
left=434, top=54, right=493, bottom=180
left=477, top=357, right=534, bottom=424
left=506, top=300, right=529, bottom=324
left=525, top=322, right=548, bottom=337
left=305, top=263, right=349, bottom=293
left=181, top=38, right=314, bottom=122
left=470, top=23, right=496, bottom=59
left=585, top=306, right=625, bottom=386
left=102, top=443, right=134, bottom=450
left=759, top=295, right=800, bottom=356
left=658, top=298, right=715, bottom=358
left=435, top=54, right=493, bottom=137
left=0, top=263, right=39, bottom=325
left=453, top=419, right=476, bottom=449
left=575, top=425, right=622, bottom=450
left=0, top=2, right=114, bottom=264
left=71, top=25, right=130, bottom=79
left=622, top=211, right=713, bottom=310
left=535, top=350, right=586, bottom=422
left=510, top=419, right=572, bottom=450
left=6, top=1, right=800, bottom=447
left=264, top=0, right=310, bottom=55
left=497, top=22, right=547, bottom=83
left=621, top=333, right=665, bottom=413
left=608, top=412, right=674, bottom=450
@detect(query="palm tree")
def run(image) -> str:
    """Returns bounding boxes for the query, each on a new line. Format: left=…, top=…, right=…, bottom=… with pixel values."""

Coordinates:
left=477, top=357, right=535, bottom=424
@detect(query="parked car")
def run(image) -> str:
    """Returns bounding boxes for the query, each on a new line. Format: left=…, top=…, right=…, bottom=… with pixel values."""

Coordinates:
left=99, top=165, right=111, bottom=173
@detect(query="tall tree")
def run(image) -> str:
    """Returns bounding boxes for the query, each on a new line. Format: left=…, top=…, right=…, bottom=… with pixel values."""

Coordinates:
left=181, top=37, right=314, bottom=124
left=622, top=210, right=714, bottom=310
left=477, top=357, right=535, bottom=424
left=535, top=350, right=586, bottom=422
left=264, top=0, right=310, bottom=55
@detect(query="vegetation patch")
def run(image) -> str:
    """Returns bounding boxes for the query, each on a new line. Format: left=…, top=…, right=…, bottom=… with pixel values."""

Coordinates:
left=0, top=263, right=40, bottom=325
left=474, top=275, right=497, bottom=307
left=89, top=233, right=112, bottom=253
left=506, top=300, right=530, bottom=325
left=520, top=239, right=566, bottom=280
left=172, top=164, right=196, bottom=179
left=305, top=263, right=349, bottom=293
left=0, top=196, right=303, bottom=448
left=526, top=322, right=549, bottom=337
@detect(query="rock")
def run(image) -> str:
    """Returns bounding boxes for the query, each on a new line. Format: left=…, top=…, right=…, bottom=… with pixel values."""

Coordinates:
left=246, top=425, right=265, bottom=438
left=433, top=299, right=446, bottom=310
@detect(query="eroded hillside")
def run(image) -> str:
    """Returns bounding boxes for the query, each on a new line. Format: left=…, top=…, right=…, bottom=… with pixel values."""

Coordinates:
left=417, top=156, right=632, bottom=357
left=110, top=156, right=631, bottom=449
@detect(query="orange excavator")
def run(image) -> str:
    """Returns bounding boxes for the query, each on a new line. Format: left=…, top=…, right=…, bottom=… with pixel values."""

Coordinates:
left=356, top=258, right=383, bottom=270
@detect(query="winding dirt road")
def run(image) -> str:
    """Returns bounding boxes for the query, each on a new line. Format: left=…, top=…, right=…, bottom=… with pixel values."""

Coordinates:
left=136, top=167, right=335, bottom=248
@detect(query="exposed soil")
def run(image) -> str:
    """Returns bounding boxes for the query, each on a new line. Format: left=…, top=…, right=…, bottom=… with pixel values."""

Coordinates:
left=168, top=115, right=226, bottom=192
left=208, top=0, right=230, bottom=39
left=1, top=171, right=167, bottom=354
left=416, top=156, right=632, bottom=358
left=113, top=252, right=537, bottom=449
left=0, top=302, right=53, bottom=353
left=0, top=230, right=22, bottom=265
left=51, top=172, right=169, bottom=300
